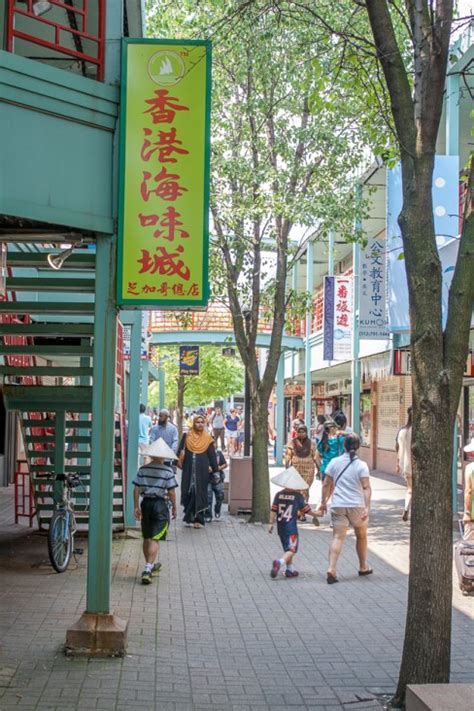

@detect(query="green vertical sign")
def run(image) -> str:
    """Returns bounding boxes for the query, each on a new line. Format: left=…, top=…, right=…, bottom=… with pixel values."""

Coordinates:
left=117, top=39, right=212, bottom=308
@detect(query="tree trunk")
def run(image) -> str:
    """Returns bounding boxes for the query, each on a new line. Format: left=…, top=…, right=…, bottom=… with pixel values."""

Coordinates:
left=393, top=156, right=456, bottom=704
left=250, top=395, right=271, bottom=523
left=176, top=375, right=185, bottom=441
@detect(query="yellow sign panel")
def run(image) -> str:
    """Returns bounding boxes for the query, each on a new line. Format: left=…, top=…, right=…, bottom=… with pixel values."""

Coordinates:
left=117, top=40, right=211, bottom=307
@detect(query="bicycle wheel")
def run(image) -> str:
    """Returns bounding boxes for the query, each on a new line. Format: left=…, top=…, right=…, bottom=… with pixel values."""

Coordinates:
left=48, top=511, right=73, bottom=573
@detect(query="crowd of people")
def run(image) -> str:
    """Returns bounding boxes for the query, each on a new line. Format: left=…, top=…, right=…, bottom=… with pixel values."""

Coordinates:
left=133, top=400, right=473, bottom=590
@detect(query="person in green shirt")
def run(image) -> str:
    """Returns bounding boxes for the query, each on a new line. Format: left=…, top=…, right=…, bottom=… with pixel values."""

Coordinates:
left=317, top=420, right=346, bottom=480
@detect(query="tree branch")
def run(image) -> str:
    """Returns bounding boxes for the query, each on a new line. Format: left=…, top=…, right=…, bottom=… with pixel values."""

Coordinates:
left=365, top=0, right=416, bottom=156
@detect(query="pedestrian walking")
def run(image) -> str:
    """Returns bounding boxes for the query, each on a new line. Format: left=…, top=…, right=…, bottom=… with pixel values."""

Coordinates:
left=462, top=437, right=474, bottom=540
left=206, top=447, right=227, bottom=522
left=315, top=414, right=326, bottom=443
left=133, top=438, right=178, bottom=585
left=225, top=408, right=241, bottom=456
left=285, top=424, right=320, bottom=508
left=334, top=411, right=353, bottom=434
left=268, top=466, right=320, bottom=579
left=317, top=419, right=346, bottom=480
left=316, top=433, right=372, bottom=584
left=178, top=414, right=219, bottom=528
left=210, top=407, right=226, bottom=450
left=149, top=408, right=179, bottom=454
left=291, top=410, right=305, bottom=438
left=396, top=406, right=412, bottom=521
left=138, top=403, right=152, bottom=463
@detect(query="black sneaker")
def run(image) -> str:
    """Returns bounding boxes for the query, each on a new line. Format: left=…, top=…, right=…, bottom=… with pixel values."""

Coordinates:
left=151, top=562, right=162, bottom=577
left=215, top=512, right=221, bottom=520
left=205, top=516, right=212, bottom=523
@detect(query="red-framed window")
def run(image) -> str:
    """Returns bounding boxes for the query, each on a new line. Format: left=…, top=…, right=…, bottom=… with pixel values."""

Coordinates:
left=6, top=0, right=105, bottom=82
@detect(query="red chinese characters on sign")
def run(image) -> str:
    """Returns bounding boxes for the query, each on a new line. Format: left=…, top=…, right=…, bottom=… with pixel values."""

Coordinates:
left=135, top=88, right=193, bottom=292
left=336, top=280, right=350, bottom=326
left=144, top=89, right=189, bottom=124
left=126, top=281, right=200, bottom=297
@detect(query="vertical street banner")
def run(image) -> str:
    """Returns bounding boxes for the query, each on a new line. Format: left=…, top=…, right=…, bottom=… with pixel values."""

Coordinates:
left=323, top=276, right=353, bottom=361
left=117, top=39, right=212, bottom=307
left=179, top=346, right=200, bottom=375
left=387, top=155, right=459, bottom=331
left=359, top=236, right=389, bottom=339
left=323, top=276, right=335, bottom=360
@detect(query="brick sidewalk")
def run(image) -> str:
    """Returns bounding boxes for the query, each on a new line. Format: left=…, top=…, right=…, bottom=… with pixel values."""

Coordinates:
left=0, top=471, right=472, bottom=711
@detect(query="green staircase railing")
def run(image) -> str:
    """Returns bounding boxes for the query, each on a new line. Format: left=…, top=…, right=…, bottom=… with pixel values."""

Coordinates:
left=0, top=247, right=125, bottom=530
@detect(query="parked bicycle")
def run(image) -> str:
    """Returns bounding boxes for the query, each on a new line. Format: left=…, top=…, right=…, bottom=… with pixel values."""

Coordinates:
left=47, top=472, right=81, bottom=573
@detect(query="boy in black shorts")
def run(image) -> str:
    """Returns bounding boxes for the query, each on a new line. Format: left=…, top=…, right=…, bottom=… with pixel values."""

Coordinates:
left=268, top=466, right=319, bottom=578
left=133, top=437, right=178, bottom=585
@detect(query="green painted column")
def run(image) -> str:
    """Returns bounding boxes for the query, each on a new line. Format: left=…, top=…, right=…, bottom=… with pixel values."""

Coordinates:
left=53, top=410, right=66, bottom=504
left=159, top=367, right=166, bottom=411
left=276, top=353, right=285, bottom=466
left=105, top=0, right=122, bottom=85
left=141, top=358, right=149, bottom=407
left=351, top=186, right=362, bottom=435
left=125, top=311, right=142, bottom=527
left=305, top=241, right=314, bottom=433
left=452, top=419, right=458, bottom=514
left=291, top=263, right=298, bottom=378
left=86, top=235, right=117, bottom=614
left=446, top=72, right=459, bottom=156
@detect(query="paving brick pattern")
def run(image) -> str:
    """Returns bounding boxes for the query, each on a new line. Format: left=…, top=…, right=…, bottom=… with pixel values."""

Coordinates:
left=0, top=471, right=472, bottom=710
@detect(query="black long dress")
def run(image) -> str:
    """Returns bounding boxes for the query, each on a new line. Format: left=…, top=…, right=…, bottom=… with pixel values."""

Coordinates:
left=178, top=435, right=219, bottom=525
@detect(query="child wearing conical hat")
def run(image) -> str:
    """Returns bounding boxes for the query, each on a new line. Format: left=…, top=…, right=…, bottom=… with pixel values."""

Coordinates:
left=133, top=437, right=178, bottom=585
left=268, top=466, right=320, bottom=579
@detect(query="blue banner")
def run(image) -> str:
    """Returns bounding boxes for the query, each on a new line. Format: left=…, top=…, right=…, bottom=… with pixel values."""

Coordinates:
left=179, top=345, right=200, bottom=375
left=387, top=155, right=459, bottom=331
left=323, top=276, right=335, bottom=360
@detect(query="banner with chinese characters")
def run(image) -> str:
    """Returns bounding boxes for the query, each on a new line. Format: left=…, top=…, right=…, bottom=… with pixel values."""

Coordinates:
left=179, top=346, right=200, bottom=375
left=117, top=39, right=212, bottom=307
left=359, top=236, right=389, bottom=340
left=323, top=276, right=353, bottom=361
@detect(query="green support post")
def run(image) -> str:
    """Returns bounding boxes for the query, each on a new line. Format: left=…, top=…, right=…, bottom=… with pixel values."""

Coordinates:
left=105, top=0, right=122, bottom=85
left=446, top=71, right=459, bottom=156
left=452, top=419, right=458, bottom=514
left=305, top=241, right=314, bottom=433
left=125, top=311, right=142, bottom=527
left=53, top=410, right=66, bottom=504
left=291, top=263, right=298, bottom=379
left=351, top=187, right=361, bottom=435
left=159, top=367, right=166, bottom=411
left=86, top=235, right=117, bottom=614
left=276, top=353, right=285, bottom=466
left=141, top=358, right=149, bottom=407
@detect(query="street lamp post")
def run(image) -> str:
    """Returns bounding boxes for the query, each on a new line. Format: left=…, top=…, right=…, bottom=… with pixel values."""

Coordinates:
left=243, top=310, right=252, bottom=457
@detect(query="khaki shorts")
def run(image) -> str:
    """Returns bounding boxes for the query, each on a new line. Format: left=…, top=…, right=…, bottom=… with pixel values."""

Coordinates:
left=331, top=507, right=367, bottom=530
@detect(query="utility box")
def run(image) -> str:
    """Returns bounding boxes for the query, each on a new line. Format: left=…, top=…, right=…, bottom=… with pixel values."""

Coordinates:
left=228, top=456, right=252, bottom=514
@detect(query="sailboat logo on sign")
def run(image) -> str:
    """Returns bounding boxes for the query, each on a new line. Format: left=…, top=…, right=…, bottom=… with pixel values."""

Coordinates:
left=148, top=51, right=186, bottom=86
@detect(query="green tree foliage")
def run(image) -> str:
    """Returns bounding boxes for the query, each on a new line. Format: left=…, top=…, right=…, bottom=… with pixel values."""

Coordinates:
left=206, top=0, right=474, bottom=702
left=147, top=0, right=368, bottom=521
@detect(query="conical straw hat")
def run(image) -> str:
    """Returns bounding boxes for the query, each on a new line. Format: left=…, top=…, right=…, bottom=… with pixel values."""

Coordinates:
left=271, top=466, right=309, bottom=490
left=464, top=437, right=474, bottom=453
left=142, top=437, right=176, bottom=460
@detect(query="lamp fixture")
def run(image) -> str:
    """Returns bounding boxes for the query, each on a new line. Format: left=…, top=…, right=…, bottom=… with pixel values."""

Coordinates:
left=33, top=1, right=52, bottom=17
left=47, top=241, right=83, bottom=270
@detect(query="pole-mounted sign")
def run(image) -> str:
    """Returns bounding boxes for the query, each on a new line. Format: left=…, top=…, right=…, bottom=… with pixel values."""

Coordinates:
left=117, top=39, right=212, bottom=308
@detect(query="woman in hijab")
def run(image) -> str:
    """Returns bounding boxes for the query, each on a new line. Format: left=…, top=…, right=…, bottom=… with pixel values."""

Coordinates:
left=178, top=414, right=219, bottom=528
left=285, top=425, right=320, bottom=501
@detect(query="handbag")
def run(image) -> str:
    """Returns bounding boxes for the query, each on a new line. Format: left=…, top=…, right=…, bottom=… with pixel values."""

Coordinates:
left=209, top=471, right=221, bottom=485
